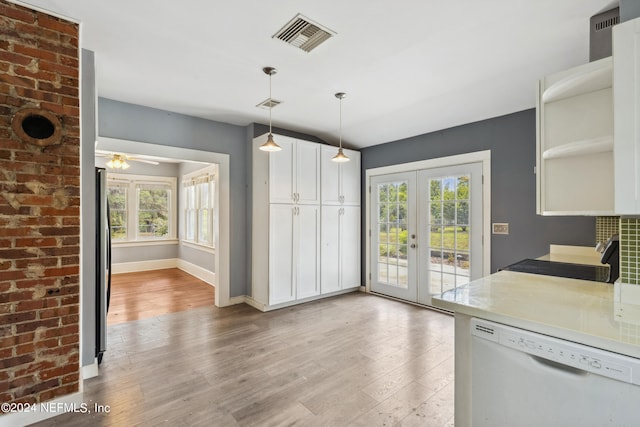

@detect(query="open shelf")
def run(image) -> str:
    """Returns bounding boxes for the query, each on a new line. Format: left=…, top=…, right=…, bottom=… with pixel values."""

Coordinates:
left=542, top=57, right=612, bottom=103
left=542, top=136, right=613, bottom=160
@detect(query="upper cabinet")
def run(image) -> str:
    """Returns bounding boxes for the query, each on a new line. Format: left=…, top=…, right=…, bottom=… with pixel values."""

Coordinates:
left=321, top=146, right=361, bottom=205
left=536, top=57, right=615, bottom=215
left=614, top=17, right=640, bottom=214
left=268, top=135, right=320, bottom=205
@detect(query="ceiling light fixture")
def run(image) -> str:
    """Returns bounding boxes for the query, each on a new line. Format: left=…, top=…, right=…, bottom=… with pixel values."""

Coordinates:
left=106, top=154, right=130, bottom=170
left=332, top=92, right=350, bottom=163
left=259, top=66, right=281, bottom=152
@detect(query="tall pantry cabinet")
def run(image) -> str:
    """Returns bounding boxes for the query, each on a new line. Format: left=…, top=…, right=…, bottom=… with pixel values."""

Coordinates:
left=251, top=134, right=361, bottom=311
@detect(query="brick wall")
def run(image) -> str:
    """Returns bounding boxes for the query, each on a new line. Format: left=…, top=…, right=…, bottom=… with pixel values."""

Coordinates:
left=0, top=0, right=80, bottom=407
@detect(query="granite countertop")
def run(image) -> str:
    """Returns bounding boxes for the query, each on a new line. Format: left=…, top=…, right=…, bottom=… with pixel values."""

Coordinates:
left=432, top=270, right=640, bottom=359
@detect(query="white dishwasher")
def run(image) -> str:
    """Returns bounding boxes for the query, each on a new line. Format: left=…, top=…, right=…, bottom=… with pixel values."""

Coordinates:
left=471, top=318, right=640, bottom=427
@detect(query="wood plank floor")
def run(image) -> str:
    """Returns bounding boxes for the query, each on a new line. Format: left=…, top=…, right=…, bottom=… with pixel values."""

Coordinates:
left=33, top=292, right=454, bottom=427
left=107, top=268, right=215, bottom=325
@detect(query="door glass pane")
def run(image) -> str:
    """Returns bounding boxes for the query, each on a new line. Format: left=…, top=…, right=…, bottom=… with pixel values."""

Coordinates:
left=375, top=181, right=409, bottom=289
left=427, top=173, right=472, bottom=295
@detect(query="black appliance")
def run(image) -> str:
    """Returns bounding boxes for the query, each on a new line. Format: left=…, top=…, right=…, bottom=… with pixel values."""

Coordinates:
left=95, top=167, right=111, bottom=364
left=501, top=259, right=611, bottom=283
left=599, top=234, right=619, bottom=284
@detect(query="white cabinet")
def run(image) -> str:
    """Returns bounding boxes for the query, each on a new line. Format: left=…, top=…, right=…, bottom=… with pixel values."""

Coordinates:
left=269, top=204, right=320, bottom=304
left=536, top=57, right=615, bottom=215
left=614, top=17, right=640, bottom=214
left=321, top=206, right=361, bottom=294
left=321, top=146, right=361, bottom=205
left=252, top=133, right=361, bottom=311
left=269, top=135, right=320, bottom=205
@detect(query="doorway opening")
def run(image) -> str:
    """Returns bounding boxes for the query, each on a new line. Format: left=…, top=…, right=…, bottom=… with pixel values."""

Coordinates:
left=96, top=137, right=231, bottom=307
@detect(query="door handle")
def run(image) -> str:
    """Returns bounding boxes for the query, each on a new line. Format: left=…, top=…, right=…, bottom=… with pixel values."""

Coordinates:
left=410, top=243, right=416, bottom=249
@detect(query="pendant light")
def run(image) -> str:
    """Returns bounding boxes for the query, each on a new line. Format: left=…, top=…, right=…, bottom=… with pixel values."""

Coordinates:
left=259, top=67, right=281, bottom=152
left=332, top=92, right=350, bottom=162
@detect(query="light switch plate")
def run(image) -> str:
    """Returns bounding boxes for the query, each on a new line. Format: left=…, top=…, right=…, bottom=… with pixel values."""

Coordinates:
left=492, top=223, right=509, bottom=235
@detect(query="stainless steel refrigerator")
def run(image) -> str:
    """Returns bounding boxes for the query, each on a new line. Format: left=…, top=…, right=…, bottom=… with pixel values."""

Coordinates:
left=95, top=167, right=111, bottom=364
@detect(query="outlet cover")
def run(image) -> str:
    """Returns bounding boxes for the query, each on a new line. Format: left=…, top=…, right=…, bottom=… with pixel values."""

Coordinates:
left=493, top=223, right=509, bottom=235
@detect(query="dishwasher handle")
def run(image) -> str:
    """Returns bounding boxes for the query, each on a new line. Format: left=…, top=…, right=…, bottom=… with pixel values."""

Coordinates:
left=530, top=355, right=590, bottom=377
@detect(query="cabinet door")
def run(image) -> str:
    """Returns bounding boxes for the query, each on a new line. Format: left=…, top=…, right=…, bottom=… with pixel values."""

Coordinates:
left=341, top=149, right=361, bottom=205
left=614, top=17, right=640, bottom=214
left=296, top=141, right=320, bottom=205
left=269, top=204, right=295, bottom=304
left=321, top=206, right=341, bottom=294
left=269, top=136, right=295, bottom=204
left=296, top=205, right=320, bottom=299
left=321, top=146, right=342, bottom=205
left=340, top=206, right=361, bottom=289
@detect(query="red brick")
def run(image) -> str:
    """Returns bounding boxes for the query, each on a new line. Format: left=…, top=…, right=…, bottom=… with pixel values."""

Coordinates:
left=37, top=14, right=78, bottom=36
left=0, top=3, right=36, bottom=24
left=0, top=354, right=35, bottom=369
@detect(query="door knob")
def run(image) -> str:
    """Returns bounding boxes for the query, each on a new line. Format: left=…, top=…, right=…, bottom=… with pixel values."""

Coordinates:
left=410, top=243, right=416, bottom=248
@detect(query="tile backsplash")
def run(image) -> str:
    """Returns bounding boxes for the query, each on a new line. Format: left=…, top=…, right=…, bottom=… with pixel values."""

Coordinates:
left=596, top=216, right=620, bottom=244
left=621, top=218, right=640, bottom=285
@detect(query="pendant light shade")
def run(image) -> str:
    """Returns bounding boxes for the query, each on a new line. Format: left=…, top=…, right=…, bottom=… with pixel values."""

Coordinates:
left=259, top=67, right=281, bottom=152
left=332, top=92, right=350, bottom=163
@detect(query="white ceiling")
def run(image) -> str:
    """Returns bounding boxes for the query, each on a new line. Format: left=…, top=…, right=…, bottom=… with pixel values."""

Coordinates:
left=21, top=0, right=615, bottom=149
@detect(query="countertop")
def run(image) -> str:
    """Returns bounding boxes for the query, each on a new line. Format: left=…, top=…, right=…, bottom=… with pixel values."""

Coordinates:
left=432, top=270, right=640, bottom=359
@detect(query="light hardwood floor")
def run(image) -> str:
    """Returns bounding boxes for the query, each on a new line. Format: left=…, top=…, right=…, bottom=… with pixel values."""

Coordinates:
left=33, top=290, right=454, bottom=426
left=107, top=268, right=215, bottom=325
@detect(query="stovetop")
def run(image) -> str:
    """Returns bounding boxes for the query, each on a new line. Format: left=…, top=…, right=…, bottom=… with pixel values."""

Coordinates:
left=501, top=259, right=610, bottom=283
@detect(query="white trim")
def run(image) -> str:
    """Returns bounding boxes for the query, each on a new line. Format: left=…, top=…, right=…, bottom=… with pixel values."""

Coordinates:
left=180, top=240, right=216, bottom=254
left=82, top=361, right=99, bottom=379
left=176, top=259, right=215, bottom=286
left=0, top=391, right=83, bottom=427
left=365, top=150, right=492, bottom=294
left=112, top=239, right=179, bottom=248
left=96, top=137, right=231, bottom=307
left=6, top=0, right=81, bottom=23
left=230, top=295, right=252, bottom=306
left=112, top=258, right=178, bottom=274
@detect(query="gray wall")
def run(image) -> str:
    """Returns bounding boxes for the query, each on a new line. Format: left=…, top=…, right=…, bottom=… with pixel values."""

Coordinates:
left=620, top=0, right=640, bottom=22
left=80, top=49, right=97, bottom=367
left=361, top=109, right=596, bottom=275
left=98, top=98, right=248, bottom=297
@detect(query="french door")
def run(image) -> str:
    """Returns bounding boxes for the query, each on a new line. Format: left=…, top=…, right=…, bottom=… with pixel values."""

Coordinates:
left=370, top=162, right=484, bottom=305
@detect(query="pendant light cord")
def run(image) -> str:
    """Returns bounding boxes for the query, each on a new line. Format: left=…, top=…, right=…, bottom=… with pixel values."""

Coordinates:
left=269, top=72, right=273, bottom=135
left=339, top=96, right=343, bottom=149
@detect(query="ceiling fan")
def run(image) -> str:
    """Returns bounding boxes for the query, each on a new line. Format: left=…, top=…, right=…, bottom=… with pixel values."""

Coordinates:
left=96, top=150, right=160, bottom=170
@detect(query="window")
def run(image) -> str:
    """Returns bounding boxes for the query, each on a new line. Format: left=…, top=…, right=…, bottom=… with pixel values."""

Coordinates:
left=182, top=166, right=216, bottom=248
left=107, top=173, right=177, bottom=243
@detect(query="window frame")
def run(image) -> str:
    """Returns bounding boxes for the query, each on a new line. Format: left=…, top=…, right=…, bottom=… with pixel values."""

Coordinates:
left=181, top=165, right=217, bottom=250
left=107, top=173, right=178, bottom=245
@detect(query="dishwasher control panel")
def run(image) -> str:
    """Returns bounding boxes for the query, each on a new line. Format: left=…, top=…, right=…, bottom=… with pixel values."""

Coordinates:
left=471, top=318, right=640, bottom=385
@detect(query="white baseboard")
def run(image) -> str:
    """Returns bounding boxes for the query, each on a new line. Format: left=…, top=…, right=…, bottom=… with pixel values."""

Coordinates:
left=228, top=295, right=248, bottom=306
left=242, top=295, right=267, bottom=311
left=81, top=361, right=99, bottom=380
left=0, top=391, right=83, bottom=427
left=111, top=259, right=216, bottom=290
left=112, top=258, right=178, bottom=274
left=176, top=259, right=215, bottom=286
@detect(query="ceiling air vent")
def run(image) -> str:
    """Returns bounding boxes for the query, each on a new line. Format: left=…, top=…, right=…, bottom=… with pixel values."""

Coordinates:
left=273, top=14, right=335, bottom=53
left=256, top=98, right=282, bottom=110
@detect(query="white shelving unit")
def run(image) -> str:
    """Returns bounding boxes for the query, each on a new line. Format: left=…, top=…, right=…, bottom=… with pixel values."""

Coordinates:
left=614, top=17, right=640, bottom=214
left=537, top=56, right=615, bottom=216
